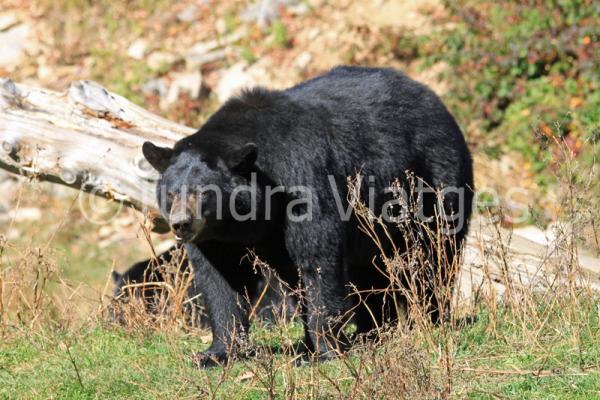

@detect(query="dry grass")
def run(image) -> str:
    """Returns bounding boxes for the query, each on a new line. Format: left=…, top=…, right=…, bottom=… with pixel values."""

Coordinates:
left=109, top=245, right=206, bottom=333
left=1, top=138, right=599, bottom=399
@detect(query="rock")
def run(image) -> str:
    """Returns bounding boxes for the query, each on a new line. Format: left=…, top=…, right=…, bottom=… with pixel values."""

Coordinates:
left=176, top=4, right=199, bottom=22
left=147, top=51, right=178, bottom=71
left=216, top=60, right=274, bottom=103
left=187, top=38, right=223, bottom=57
left=185, top=49, right=227, bottom=70
left=288, top=2, right=310, bottom=15
left=215, top=18, right=227, bottom=35
left=164, top=70, right=203, bottom=105
left=0, top=24, right=30, bottom=70
left=142, top=78, right=169, bottom=98
left=216, top=62, right=256, bottom=103
left=127, top=39, right=148, bottom=60
left=37, top=63, right=53, bottom=81
left=512, top=225, right=553, bottom=247
left=98, top=225, right=113, bottom=240
left=307, top=27, right=320, bottom=41
left=293, top=51, right=312, bottom=70
left=184, top=30, right=245, bottom=69
left=348, top=0, right=446, bottom=35
left=241, top=0, right=298, bottom=30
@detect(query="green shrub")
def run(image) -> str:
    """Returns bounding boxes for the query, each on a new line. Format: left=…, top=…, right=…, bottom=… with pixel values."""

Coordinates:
left=416, top=0, right=599, bottom=185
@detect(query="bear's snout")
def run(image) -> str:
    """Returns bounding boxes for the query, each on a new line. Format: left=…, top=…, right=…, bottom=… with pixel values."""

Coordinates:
left=171, top=217, right=192, bottom=238
left=169, top=194, right=203, bottom=242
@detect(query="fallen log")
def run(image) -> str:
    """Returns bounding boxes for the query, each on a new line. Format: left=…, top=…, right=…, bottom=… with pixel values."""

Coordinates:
left=0, top=78, right=195, bottom=231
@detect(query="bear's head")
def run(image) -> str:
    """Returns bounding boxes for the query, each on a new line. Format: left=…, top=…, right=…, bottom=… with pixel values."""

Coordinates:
left=142, top=140, right=260, bottom=243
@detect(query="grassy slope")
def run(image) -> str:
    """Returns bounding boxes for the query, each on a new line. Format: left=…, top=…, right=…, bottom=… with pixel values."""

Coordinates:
left=2, top=309, right=600, bottom=399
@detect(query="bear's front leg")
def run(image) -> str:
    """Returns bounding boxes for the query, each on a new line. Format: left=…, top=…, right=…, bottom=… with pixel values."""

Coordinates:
left=298, top=255, right=352, bottom=360
left=184, top=243, right=250, bottom=368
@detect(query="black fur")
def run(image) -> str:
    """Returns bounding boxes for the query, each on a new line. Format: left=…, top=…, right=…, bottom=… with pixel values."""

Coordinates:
left=111, top=248, right=295, bottom=327
left=142, top=66, right=474, bottom=366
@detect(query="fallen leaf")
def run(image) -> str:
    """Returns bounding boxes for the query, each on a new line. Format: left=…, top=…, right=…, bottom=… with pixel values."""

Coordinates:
left=569, top=97, right=583, bottom=109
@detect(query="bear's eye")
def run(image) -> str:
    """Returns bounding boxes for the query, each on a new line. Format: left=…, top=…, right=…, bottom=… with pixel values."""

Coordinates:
left=167, top=191, right=175, bottom=200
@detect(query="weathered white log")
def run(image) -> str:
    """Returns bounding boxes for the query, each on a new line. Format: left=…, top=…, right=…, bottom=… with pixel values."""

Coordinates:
left=0, top=78, right=195, bottom=231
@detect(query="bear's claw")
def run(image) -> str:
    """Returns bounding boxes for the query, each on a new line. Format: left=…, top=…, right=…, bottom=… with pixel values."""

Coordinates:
left=191, top=351, right=229, bottom=368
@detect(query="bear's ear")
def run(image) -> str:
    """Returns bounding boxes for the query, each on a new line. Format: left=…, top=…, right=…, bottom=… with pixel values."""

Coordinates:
left=142, top=141, right=173, bottom=173
left=111, top=270, right=121, bottom=283
left=227, top=142, right=258, bottom=174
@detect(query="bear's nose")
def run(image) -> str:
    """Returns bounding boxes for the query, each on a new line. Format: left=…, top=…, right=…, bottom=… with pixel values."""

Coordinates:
left=171, top=219, right=192, bottom=233
left=172, top=220, right=192, bottom=232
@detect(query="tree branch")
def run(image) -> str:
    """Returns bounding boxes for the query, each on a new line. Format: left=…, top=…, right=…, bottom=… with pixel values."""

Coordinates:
left=0, top=78, right=193, bottom=231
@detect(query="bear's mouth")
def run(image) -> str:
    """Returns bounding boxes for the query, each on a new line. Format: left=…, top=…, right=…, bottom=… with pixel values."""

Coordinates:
left=174, top=233, right=191, bottom=242
left=173, top=218, right=205, bottom=243
left=174, top=231, right=198, bottom=243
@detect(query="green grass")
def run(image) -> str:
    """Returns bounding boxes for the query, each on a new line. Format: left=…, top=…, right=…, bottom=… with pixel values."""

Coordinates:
left=0, top=323, right=337, bottom=399
left=2, top=303, right=600, bottom=399
left=1, top=327, right=209, bottom=399
left=453, top=313, right=600, bottom=399
left=270, top=20, right=292, bottom=49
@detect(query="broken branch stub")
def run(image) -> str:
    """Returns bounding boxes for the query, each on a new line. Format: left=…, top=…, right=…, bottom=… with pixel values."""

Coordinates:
left=0, top=78, right=194, bottom=232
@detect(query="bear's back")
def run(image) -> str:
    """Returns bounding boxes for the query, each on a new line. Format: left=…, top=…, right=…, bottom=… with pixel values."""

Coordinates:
left=286, top=66, right=427, bottom=114
left=281, top=66, right=465, bottom=176
left=182, top=66, right=470, bottom=191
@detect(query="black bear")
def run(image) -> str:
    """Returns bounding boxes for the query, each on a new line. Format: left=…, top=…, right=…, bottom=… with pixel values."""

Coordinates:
left=142, top=66, right=473, bottom=366
left=112, top=247, right=295, bottom=326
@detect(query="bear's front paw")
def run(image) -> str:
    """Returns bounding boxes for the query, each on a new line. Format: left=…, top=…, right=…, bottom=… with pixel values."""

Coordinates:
left=191, top=350, right=229, bottom=368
